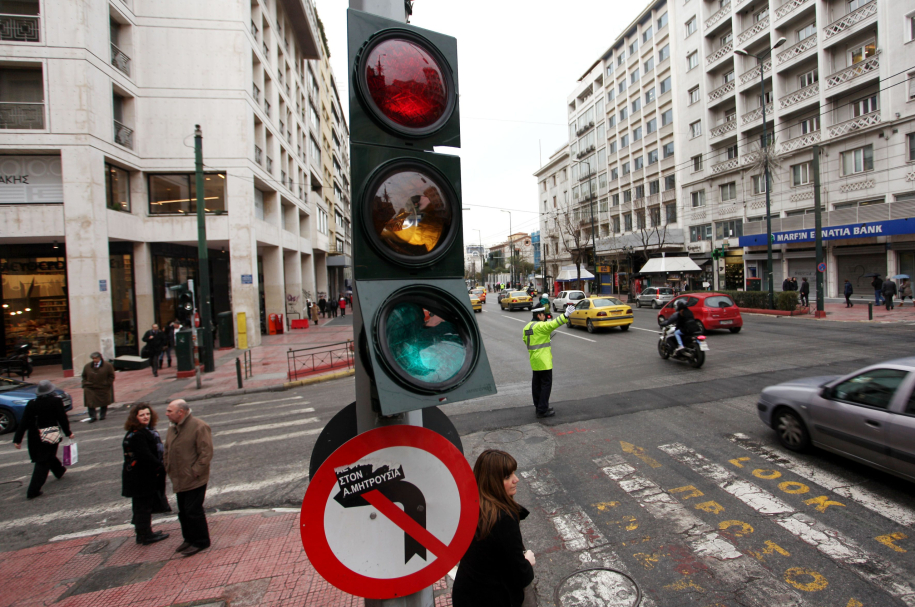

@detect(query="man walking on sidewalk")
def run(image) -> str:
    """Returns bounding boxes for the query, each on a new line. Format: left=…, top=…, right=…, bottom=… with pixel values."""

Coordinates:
left=522, top=304, right=576, bottom=419
left=799, top=278, right=810, bottom=308
left=164, top=399, right=212, bottom=557
left=81, top=352, right=114, bottom=422
left=872, top=275, right=884, bottom=306
left=882, top=278, right=897, bottom=311
left=844, top=279, right=854, bottom=307
left=142, top=324, right=166, bottom=377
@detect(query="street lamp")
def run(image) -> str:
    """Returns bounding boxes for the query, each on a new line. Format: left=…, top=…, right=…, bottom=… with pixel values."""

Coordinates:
left=500, top=209, right=514, bottom=287
left=735, top=36, right=786, bottom=309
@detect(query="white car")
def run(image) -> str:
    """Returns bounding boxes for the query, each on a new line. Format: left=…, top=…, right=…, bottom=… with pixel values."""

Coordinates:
left=552, top=290, right=586, bottom=312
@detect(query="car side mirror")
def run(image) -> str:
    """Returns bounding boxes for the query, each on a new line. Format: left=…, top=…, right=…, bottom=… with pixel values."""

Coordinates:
left=819, top=386, right=833, bottom=399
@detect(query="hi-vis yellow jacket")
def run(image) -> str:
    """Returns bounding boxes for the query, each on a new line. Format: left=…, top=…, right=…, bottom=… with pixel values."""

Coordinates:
left=522, top=315, right=569, bottom=371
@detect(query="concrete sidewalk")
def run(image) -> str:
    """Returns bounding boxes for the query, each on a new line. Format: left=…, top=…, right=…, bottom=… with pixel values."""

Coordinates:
left=23, top=319, right=355, bottom=416
left=0, top=509, right=453, bottom=607
left=749, top=300, right=915, bottom=323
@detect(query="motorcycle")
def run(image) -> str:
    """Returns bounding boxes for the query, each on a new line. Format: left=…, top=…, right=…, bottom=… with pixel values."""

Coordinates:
left=657, top=326, right=707, bottom=368
left=0, top=341, right=33, bottom=379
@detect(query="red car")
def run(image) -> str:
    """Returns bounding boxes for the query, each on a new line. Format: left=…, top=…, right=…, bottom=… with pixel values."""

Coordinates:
left=657, top=292, right=743, bottom=333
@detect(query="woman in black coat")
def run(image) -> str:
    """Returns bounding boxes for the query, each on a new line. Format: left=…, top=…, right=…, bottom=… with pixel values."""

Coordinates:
left=13, top=380, right=73, bottom=499
left=122, top=403, right=170, bottom=545
left=453, top=450, right=535, bottom=607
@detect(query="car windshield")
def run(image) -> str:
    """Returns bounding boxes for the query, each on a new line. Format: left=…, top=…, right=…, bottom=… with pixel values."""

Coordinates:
left=0, top=377, right=29, bottom=393
left=471, top=289, right=483, bottom=294
left=705, top=296, right=735, bottom=308
left=658, top=288, right=674, bottom=295
left=511, top=292, right=528, bottom=297
left=593, top=298, right=624, bottom=307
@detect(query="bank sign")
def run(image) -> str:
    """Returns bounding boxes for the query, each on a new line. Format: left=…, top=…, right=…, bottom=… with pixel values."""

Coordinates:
left=738, top=218, right=915, bottom=248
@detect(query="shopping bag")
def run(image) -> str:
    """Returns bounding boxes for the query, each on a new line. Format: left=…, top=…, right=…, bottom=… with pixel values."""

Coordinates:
left=62, top=441, right=78, bottom=466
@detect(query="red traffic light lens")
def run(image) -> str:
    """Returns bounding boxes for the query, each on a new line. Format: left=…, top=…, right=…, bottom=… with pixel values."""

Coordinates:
left=359, top=34, right=454, bottom=136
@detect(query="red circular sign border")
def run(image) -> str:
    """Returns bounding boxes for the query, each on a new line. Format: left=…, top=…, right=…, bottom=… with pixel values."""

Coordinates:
left=300, top=425, right=479, bottom=599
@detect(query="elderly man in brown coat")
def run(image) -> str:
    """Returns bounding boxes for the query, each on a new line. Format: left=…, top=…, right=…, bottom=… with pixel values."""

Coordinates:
left=164, top=399, right=213, bottom=557
left=81, top=352, right=115, bottom=423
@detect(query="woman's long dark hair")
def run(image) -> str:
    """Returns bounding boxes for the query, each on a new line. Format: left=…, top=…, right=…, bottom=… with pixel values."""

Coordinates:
left=124, top=403, right=158, bottom=433
left=473, top=449, right=520, bottom=540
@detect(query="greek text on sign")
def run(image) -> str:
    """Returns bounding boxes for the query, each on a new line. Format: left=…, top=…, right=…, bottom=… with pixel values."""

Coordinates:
left=335, top=463, right=404, bottom=500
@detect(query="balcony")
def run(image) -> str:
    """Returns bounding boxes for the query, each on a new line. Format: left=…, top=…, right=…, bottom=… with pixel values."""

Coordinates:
left=740, top=149, right=760, bottom=165
left=779, top=82, right=818, bottom=109
left=827, top=110, right=880, bottom=138
left=709, top=116, right=737, bottom=138
left=0, top=13, right=40, bottom=42
left=775, top=0, right=812, bottom=22
left=110, top=43, right=131, bottom=76
left=113, top=120, right=133, bottom=149
left=823, top=0, right=876, bottom=40
left=738, top=16, right=768, bottom=46
left=708, top=81, right=735, bottom=104
left=739, top=58, right=771, bottom=87
left=742, top=103, right=772, bottom=125
left=707, top=42, right=733, bottom=67
left=825, top=52, right=879, bottom=90
left=712, top=158, right=739, bottom=174
left=0, top=102, right=44, bottom=129
left=254, top=145, right=263, bottom=165
left=780, top=130, right=820, bottom=154
left=776, top=35, right=816, bottom=65
left=705, top=2, right=731, bottom=30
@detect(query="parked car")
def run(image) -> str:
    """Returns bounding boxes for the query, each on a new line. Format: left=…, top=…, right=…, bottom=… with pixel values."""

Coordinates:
left=470, top=288, right=486, bottom=304
left=0, top=377, right=73, bottom=435
left=757, top=358, right=915, bottom=482
left=568, top=297, right=633, bottom=333
left=500, top=291, right=533, bottom=311
left=657, top=293, right=743, bottom=333
left=469, top=293, right=482, bottom=313
left=496, top=289, right=510, bottom=303
left=551, top=290, right=587, bottom=313
left=636, top=287, right=676, bottom=309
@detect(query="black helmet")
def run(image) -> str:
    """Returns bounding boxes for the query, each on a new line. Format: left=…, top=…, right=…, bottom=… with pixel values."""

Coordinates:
left=675, top=299, right=688, bottom=310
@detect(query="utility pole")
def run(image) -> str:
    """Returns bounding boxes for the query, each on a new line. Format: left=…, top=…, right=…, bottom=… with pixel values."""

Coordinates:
left=501, top=209, right=513, bottom=287
left=194, top=125, right=215, bottom=373
left=813, top=145, right=825, bottom=318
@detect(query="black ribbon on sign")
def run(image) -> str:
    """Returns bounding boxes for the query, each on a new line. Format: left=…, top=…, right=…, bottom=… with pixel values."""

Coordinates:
left=333, top=464, right=429, bottom=563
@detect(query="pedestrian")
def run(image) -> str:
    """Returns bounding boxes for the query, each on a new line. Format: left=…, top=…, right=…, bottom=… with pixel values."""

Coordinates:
left=318, top=295, right=327, bottom=318
left=142, top=324, right=166, bottom=377
left=882, top=277, right=897, bottom=311
left=799, top=277, right=810, bottom=307
left=310, top=299, right=319, bottom=325
left=12, top=380, right=73, bottom=500
left=900, top=279, right=913, bottom=307
left=122, top=403, right=170, bottom=545
left=163, top=399, right=213, bottom=557
left=330, top=297, right=339, bottom=318
left=522, top=303, right=575, bottom=418
left=162, top=320, right=180, bottom=368
left=844, top=279, right=854, bottom=308
left=782, top=277, right=790, bottom=291
left=339, top=294, right=346, bottom=316
left=872, top=275, right=884, bottom=306
left=81, top=351, right=114, bottom=423
left=790, top=277, right=799, bottom=291
left=452, top=450, right=535, bottom=607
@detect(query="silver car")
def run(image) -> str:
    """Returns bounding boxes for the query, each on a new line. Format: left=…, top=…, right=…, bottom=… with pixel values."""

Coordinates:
left=757, top=358, right=915, bottom=482
left=636, top=287, right=676, bottom=309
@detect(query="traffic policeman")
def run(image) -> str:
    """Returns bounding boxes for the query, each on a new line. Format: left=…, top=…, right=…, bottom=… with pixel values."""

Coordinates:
left=522, top=304, right=576, bottom=418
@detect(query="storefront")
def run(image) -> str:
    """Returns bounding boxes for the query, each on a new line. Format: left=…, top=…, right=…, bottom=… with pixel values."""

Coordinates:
left=151, top=243, right=230, bottom=330
left=835, top=245, right=887, bottom=295
left=785, top=251, right=818, bottom=299
left=109, top=242, right=138, bottom=357
left=0, top=244, right=69, bottom=362
left=743, top=252, right=783, bottom=293
left=723, top=250, right=744, bottom=290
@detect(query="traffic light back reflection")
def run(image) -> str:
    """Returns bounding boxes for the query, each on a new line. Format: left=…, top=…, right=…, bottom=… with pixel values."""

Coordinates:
left=364, top=38, right=448, bottom=129
left=385, top=303, right=466, bottom=384
left=371, top=168, right=451, bottom=256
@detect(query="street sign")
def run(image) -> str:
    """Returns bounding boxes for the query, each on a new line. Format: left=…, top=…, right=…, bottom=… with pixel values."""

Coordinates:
left=300, top=425, right=478, bottom=599
left=817, top=262, right=826, bottom=273
left=241, top=274, right=253, bottom=285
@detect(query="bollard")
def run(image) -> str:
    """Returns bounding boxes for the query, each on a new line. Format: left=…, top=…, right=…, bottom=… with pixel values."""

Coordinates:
left=236, top=357, right=243, bottom=389
left=868, top=302, right=873, bottom=321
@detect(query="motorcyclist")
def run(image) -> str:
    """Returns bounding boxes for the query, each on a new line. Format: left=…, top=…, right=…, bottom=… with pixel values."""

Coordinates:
left=660, top=300, right=694, bottom=353
left=539, top=292, right=550, bottom=308
left=522, top=303, right=576, bottom=418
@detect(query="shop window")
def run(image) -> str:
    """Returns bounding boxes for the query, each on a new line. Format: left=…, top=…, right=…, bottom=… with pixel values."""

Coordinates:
left=715, top=219, right=743, bottom=239
left=690, top=224, right=711, bottom=242
left=105, top=164, right=130, bottom=212
left=1, top=252, right=68, bottom=358
left=110, top=251, right=137, bottom=357
left=148, top=173, right=226, bottom=214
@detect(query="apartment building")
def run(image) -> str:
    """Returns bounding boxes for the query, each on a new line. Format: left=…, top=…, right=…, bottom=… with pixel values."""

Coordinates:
left=0, top=0, right=327, bottom=368
left=539, top=0, right=915, bottom=297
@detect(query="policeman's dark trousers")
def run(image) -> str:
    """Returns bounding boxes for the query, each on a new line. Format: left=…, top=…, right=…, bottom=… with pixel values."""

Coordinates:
left=176, top=485, right=210, bottom=548
left=532, top=369, right=553, bottom=413
left=28, top=453, right=65, bottom=498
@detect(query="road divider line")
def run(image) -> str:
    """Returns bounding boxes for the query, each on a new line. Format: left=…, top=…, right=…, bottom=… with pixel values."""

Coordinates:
left=233, top=396, right=306, bottom=408
left=627, top=326, right=660, bottom=333
left=206, top=401, right=314, bottom=419
left=210, top=408, right=316, bottom=427
left=218, top=427, right=323, bottom=449
left=215, top=417, right=320, bottom=437
left=728, top=433, right=915, bottom=527
left=499, top=314, right=598, bottom=343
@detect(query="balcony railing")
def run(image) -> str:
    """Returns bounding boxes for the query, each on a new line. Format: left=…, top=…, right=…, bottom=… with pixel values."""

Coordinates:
left=779, top=82, right=818, bottom=109
left=0, top=102, right=44, bottom=129
left=780, top=130, right=820, bottom=153
left=254, top=145, right=263, bottom=164
left=739, top=58, right=770, bottom=86
left=742, top=103, right=772, bottom=125
left=705, top=2, right=731, bottom=30
left=775, top=0, right=811, bottom=21
left=827, top=110, right=880, bottom=138
left=825, top=52, right=879, bottom=89
left=706, top=42, right=733, bottom=66
left=114, top=120, right=133, bottom=149
left=738, top=16, right=768, bottom=45
left=740, top=150, right=760, bottom=165
left=708, top=80, right=735, bottom=103
left=824, top=0, right=876, bottom=40
left=777, top=35, right=816, bottom=65
left=0, top=13, right=40, bottom=42
left=709, top=116, right=737, bottom=138
left=110, top=43, right=131, bottom=76
left=712, top=158, right=739, bottom=174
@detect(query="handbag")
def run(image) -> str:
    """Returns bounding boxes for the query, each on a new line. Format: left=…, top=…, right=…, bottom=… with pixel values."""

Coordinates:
left=39, top=425, right=62, bottom=445
left=62, top=440, right=78, bottom=466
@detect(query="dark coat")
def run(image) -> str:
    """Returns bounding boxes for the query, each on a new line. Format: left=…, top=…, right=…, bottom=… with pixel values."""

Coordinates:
left=782, top=279, right=790, bottom=291
left=882, top=280, right=898, bottom=296
left=872, top=277, right=884, bottom=291
left=12, top=394, right=72, bottom=463
left=122, top=427, right=166, bottom=498
left=844, top=282, right=854, bottom=296
left=142, top=329, right=166, bottom=355
left=452, top=506, right=534, bottom=607
left=799, top=281, right=810, bottom=295
left=81, top=360, right=115, bottom=409
left=318, top=298, right=326, bottom=312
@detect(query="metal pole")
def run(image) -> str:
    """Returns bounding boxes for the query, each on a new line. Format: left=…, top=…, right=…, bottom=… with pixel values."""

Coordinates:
left=759, top=57, right=775, bottom=310
left=812, top=145, right=825, bottom=318
left=194, top=125, right=215, bottom=372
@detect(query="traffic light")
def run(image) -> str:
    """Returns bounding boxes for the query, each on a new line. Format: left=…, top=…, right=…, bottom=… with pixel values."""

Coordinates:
left=169, top=284, right=194, bottom=324
left=348, top=9, right=496, bottom=415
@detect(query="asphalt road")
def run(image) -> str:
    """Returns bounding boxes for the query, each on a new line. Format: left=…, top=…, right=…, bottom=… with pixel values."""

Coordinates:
left=2, top=302, right=914, bottom=606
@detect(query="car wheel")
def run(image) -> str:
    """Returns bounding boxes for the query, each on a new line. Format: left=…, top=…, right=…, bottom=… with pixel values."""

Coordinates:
left=696, top=321, right=706, bottom=334
left=774, top=408, right=810, bottom=452
left=586, top=319, right=595, bottom=333
left=636, top=300, right=642, bottom=308
left=657, top=339, right=670, bottom=359
left=0, top=408, right=16, bottom=435
left=652, top=301, right=660, bottom=309
left=619, top=324, right=630, bottom=331
left=729, top=327, right=742, bottom=334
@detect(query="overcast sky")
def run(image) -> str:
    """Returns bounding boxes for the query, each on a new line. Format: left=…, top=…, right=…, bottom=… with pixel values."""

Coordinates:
left=319, top=1, right=646, bottom=249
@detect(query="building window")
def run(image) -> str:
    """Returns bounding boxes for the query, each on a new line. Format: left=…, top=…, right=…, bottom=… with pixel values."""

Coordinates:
left=663, top=142, right=674, bottom=158
left=657, top=12, right=668, bottom=29
left=631, top=69, right=640, bottom=84
left=619, top=80, right=626, bottom=94
left=692, top=155, right=703, bottom=171
left=908, top=133, right=915, bottom=161
left=690, top=224, right=712, bottom=242
left=645, top=87, right=656, bottom=104
left=688, top=86, right=700, bottom=104
left=691, top=189, right=705, bottom=208
left=800, top=116, right=820, bottom=134
left=689, top=120, right=701, bottom=138
left=726, top=144, right=738, bottom=160
left=647, top=117, right=657, bottom=133
left=754, top=6, right=769, bottom=21
left=649, top=180, right=660, bottom=195
left=791, top=162, right=811, bottom=186
left=644, top=57, right=654, bottom=73
left=660, top=76, right=672, bottom=94
left=650, top=206, right=661, bottom=227
left=0, top=66, right=44, bottom=129
left=624, top=213, right=633, bottom=231
left=612, top=193, right=620, bottom=206
left=721, top=31, right=733, bottom=47
left=597, top=147, right=606, bottom=168
left=608, top=88, right=615, bottom=102
left=613, top=215, right=621, bottom=232
left=632, top=98, right=641, bottom=114
left=624, top=189, right=632, bottom=202
left=621, top=133, right=630, bottom=147
left=620, top=107, right=628, bottom=121
left=648, top=148, right=659, bottom=164
left=573, top=186, right=580, bottom=201
left=633, top=126, right=642, bottom=141
left=687, top=51, right=698, bottom=70
left=618, top=52, right=626, bottom=66
left=752, top=174, right=767, bottom=194
left=609, top=114, right=616, bottom=127
left=106, top=164, right=130, bottom=212
left=799, top=68, right=818, bottom=88
left=853, top=93, right=878, bottom=116
left=148, top=173, right=226, bottom=214
left=797, top=22, right=815, bottom=41
left=635, top=185, right=645, bottom=199
left=908, top=12, right=915, bottom=42
left=622, top=161, right=631, bottom=175
left=841, top=145, right=874, bottom=175
left=607, top=63, right=614, bottom=77
left=310, top=136, right=321, bottom=163
left=596, top=123, right=605, bottom=142
left=666, top=203, right=677, bottom=224
left=629, top=39, right=639, bottom=55
left=661, top=109, right=673, bottom=126
left=599, top=172, right=608, bottom=189
left=609, top=139, right=617, bottom=153
left=715, top=219, right=743, bottom=239
left=664, top=174, right=676, bottom=190
left=723, top=70, right=735, bottom=84
left=658, top=44, right=670, bottom=62
left=634, top=156, right=644, bottom=170
left=611, top=167, right=619, bottom=179
left=850, top=40, right=876, bottom=65
left=643, top=25, right=653, bottom=42
left=686, top=17, right=697, bottom=37
left=720, top=182, right=736, bottom=202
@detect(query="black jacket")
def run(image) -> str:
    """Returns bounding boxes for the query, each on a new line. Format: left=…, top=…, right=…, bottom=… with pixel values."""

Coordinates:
left=799, top=281, right=810, bottom=295
left=142, top=329, right=166, bottom=352
left=844, top=282, right=853, bottom=296
left=122, top=427, right=166, bottom=498
left=872, top=277, right=884, bottom=291
left=452, top=506, right=534, bottom=607
left=663, top=307, right=695, bottom=333
left=782, top=279, right=790, bottom=291
left=882, top=280, right=898, bottom=296
left=12, top=394, right=71, bottom=463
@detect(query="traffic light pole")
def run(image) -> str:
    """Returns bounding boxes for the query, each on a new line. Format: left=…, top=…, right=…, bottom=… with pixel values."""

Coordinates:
left=194, top=126, right=215, bottom=373
left=813, top=145, right=825, bottom=318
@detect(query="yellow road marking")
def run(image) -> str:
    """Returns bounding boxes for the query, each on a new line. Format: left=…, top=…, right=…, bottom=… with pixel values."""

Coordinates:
left=784, top=567, right=829, bottom=592
left=718, top=520, right=754, bottom=537
left=729, top=456, right=750, bottom=468
left=664, top=578, right=705, bottom=593
left=804, top=495, right=846, bottom=512
left=752, top=468, right=782, bottom=480
left=778, top=481, right=810, bottom=494
left=633, top=552, right=661, bottom=570
left=749, top=540, right=790, bottom=561
left=620, top=441, right=662, bottom=468
left=694, top=500, right=725, bottom=514
left=593, top=501, right=620, bottom=511
left=846, top=599, right=863, bottom=607
left=875, top=532, right=908, bottom=553
left=669, top=485, right=704, bottom=500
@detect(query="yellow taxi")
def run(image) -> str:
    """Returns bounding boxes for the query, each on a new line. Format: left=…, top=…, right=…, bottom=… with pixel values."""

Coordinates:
left=568, top=296, right=633, bottom=333
left=500, top=291, right=533, bottom=311
left=469, top=293, right=482, bottom=313
left=470, top=287, right=486, bottom=303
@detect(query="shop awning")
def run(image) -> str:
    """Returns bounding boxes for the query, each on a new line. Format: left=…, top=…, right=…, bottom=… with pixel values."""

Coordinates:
left=555, top=265, right=595, bottom=282
left=690, top=256, right=711, bottom=266
left=639, top=257, right=702, bottom=274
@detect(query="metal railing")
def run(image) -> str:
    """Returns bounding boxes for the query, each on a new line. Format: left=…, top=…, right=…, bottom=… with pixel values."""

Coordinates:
left=824, top=0, right=876, bottom=39
left=0, top=13, right=39, bottom=42
left=114, top=120, right=133, bottom=149
left=287, top=340, right=354, bottom=381
left=243, top=349, right=253, bottom=379
left=0, top=102, right=44, bottom=129
left=110, top=43, right=131, bottom=76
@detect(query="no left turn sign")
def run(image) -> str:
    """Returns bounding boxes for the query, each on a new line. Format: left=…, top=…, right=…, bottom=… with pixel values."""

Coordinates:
left=300, top=424, right=479, bottom=599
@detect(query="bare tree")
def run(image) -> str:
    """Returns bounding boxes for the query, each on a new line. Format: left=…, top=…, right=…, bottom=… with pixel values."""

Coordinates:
left=555, top=191, right=594, bottom=291
left=633, top=200, right=673, bottom=263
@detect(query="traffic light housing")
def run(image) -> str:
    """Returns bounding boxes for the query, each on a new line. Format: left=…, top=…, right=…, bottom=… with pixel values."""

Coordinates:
left=348, top=9, right=496, bottom=415
left=169, top=284, right=194, bottom=324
